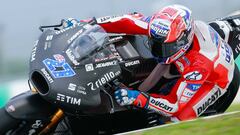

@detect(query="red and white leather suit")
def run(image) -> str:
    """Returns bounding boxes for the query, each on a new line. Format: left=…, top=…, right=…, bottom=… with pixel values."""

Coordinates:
left=87, top=12, right=235, bottom=121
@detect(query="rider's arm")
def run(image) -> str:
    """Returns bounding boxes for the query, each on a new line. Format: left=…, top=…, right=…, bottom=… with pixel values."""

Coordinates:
left=146, top=62, right=212, bottom=117
left=82, top=13, right=150, bottom=35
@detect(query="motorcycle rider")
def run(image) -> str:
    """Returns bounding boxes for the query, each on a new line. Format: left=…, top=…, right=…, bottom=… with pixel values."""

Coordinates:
left=63, top=5, right=236, bottom=121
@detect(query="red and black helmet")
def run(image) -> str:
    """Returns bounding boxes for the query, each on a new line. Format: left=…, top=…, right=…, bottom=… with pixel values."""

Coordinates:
left=148, top=5, right=194, bottom=64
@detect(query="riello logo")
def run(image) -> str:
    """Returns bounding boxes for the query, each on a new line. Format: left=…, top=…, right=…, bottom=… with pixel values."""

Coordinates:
left=87, top=71, right=117, bottom=90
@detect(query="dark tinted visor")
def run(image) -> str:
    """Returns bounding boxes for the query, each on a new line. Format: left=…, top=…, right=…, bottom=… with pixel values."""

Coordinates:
left=150, top=33, right=187, bottom=58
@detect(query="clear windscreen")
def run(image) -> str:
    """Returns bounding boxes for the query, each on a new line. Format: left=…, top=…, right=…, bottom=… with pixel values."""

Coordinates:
left=68, top=25, right=108, bottom=61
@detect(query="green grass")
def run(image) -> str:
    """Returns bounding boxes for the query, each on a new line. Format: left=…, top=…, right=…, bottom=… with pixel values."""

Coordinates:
left=226, top=103, right=240, bottom=112
left=128, top=103, right=240, bottom=135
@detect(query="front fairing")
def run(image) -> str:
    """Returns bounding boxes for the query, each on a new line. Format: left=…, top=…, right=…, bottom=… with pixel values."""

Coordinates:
left=29, top=23, right=121, bottom=113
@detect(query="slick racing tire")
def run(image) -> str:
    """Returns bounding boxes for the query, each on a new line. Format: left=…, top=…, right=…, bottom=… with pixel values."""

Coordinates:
left=0, top=107, right=20, bottom=135
left=201, top=64, right=240, bottom=116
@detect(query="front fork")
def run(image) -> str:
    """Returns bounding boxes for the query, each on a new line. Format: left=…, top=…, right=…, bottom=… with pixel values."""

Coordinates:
left=31, top=84, right=65, bottom=134
left=4, top=90, right=65, bottom=134
left=39, top=109, right=64, bottom=134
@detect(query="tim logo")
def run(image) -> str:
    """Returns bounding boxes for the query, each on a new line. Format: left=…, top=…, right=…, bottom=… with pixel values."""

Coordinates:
left=56, top=93, right=81, bottom=106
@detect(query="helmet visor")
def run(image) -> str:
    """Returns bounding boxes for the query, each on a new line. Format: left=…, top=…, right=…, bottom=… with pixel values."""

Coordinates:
left=150, top=33, right=187, bottom=58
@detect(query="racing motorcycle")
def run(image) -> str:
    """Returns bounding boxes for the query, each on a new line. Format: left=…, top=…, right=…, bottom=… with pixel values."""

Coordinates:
left=0, top=14, right=240, bottom=135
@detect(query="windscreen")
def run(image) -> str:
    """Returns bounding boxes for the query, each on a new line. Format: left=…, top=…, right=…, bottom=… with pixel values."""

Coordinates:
left=67, top=25, right=108, bottom=61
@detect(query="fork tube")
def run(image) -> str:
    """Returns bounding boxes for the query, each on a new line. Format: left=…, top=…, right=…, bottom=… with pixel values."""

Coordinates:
left=39, top=109, right=64, bottom=134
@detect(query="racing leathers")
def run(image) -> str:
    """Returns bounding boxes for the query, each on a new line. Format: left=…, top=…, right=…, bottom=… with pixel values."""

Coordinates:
left=81, top=12, right=235, bottom=121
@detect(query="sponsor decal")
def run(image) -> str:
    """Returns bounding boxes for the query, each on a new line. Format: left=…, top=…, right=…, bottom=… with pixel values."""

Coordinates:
left=96, top=15, right=121, bottom=23
left=68, top=83, right=86, bottom=95
left=43, top=54, right=76, bottom=78
left=94, top=45, right=122, bottom=62
left=98, top=16, right=111, bottom=23
left=94, top=54, right=119, bottom=63
left=85, top=63, right=94, bottom=72
left=125, top=60, right=140, bottom=67
left=178, top=82, right=197, bottom=103
left=94, top=57, right=109, bottom=62
left=31, top=120, right=43, bottom=129
left=150, top=24, right=169, bottom=36
left=56, top=93, right=81, bottom=106
left=30, top=40, right=39, bottom=62
left=6, top=105, right=15, bottom=112
left=41, top=68, right=54, bottom=83
left=193, top=88, right=225, bottom=116
left=46, top=35, right=53, bottom=41
left=54, top=54, right=65, bottom=62
left=175, top=60, right=184, bottom=72
left=184, top=71, right=202, bottom=81
left=68, top=83, right=77, bottom=91
left=182, top=56, right=190, bottom=65
left=183, top=89, right=195, bottom=97
left=208, top=26, right=219, bottom=47
left=235, top=43, right=240, bottom=54
left=149, top=98, right=173, bottom=112
left=87, top=71, right=120, bottom=90
left=28, top=120, right=43, bottom=135
left=186, top=84, right=201, bottom=91
left=66, top=49, right=80, bottom=65
left=67, top=29, right=83, bottom=44
left=44, top=42, right=51, bottom=50
left=141, top=16, right=151, bottom=23
left=108, top=36, right=123, bottom=43
left=150, top=19, right=170, bottom=37
left=76, top=85, right=87, bottom=95
left=109, top=44, right=123, bottom=62
left=221, top=41, right=233, bottom=63
left=234, top=34, right=240, bottom=54
left=179, top=96, right=190, bottom=103
left=95, top=60, right=117, bottom=68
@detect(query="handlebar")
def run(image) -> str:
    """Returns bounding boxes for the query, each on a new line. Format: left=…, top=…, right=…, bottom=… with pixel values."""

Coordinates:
left=39, top=19, right=64, bottom=32
left=39, top=17, right=99, bottom=32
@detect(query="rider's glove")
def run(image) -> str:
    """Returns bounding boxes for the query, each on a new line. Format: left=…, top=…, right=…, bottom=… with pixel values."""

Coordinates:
left=62, top=18, right=79, bottom=28
left=114, top=88, right=149, bottom=108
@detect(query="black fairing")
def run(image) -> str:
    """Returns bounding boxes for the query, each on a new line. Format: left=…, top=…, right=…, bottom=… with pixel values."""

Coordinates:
left=5, top=91, right=57, bottom=120
left=29, top=23, right=121, bottom=113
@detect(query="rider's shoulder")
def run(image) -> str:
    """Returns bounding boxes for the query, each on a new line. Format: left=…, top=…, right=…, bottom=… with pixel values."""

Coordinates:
left=193, top=20, right=219, bottom=61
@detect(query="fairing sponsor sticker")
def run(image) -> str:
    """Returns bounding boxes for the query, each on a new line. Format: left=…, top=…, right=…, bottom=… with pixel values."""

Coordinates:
left=43, top=54, right=76, bottom=78
left=30, top=40, right=39, bottom=62
left=87, top=71, right=120, bottom=91
left=56, top=93, right=81, bottom=106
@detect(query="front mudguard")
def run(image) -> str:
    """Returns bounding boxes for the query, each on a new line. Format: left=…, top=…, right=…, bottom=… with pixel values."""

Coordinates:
left=5, top=91, right=57, bottom=120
